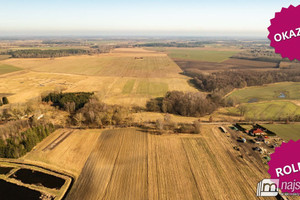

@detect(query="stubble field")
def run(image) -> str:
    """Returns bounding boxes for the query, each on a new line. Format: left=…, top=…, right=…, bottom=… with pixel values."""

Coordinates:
left=0, top=48, right=197, bottom=106
left=23, top=129, right=102, bottom=177
left=32, top=127, right=273, bottom=200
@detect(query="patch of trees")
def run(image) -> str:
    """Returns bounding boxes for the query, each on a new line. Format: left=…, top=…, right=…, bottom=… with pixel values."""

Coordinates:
left=0, top=97, right=9, bottom=106
left=154, top=114, right=201, bottom=134
left=71, top=99, right=132, bottom=127
left=42, top=92, right=94, bottom=111
left=186, top=69, right=300, bottom=94
left=147, top=91, right=218, bottom=117
left=0, top=123, right=55, bottom=158
left=8, top=49, right=89, bottom=58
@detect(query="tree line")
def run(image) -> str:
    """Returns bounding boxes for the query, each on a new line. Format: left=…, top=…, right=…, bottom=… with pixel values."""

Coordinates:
left=6, top=49, right=90, bottom=58
left=0, top=123, right=55, bottom=158
left=147, top=91, right=219, bottom=117
left=186, top=69, right=300, bottom=95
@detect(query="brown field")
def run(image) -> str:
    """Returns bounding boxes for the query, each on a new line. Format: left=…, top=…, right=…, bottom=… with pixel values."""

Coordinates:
left=0, top=48, right=197, bottom=106
left=2, top=49, right=180, bottom=78
left=34, top=127, right=273, bottom=200
left=223, top=58, right=278, bottom=69
left=174, top=58, right=278, bottom=74
left=112, top=47, right=159, bottom=54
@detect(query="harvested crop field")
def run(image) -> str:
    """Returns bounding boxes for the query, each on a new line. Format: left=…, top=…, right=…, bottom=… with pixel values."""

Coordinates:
left=24, top=129, right=102, bottom=176
left=2, top=50, right=181, bottom=78
left=0, top=48, right=196, bottom=106
left=64, top=127, right=271, bottom=200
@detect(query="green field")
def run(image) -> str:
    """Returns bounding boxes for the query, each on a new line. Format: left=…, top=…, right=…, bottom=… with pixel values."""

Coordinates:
left=263, top=124, right=300, bottom=141
left=227, top=101, right=300, bottom=121
left=227, top=82, right=300, bottom=103
left=136, top=81, right=168, bottom=96
left=167, top=49, right=238, bottom=62
left=240, top=124, right=253, bottom=131
left=122, top=80, right=136, bottom=94
left=0, top=64, right=22, bottom=74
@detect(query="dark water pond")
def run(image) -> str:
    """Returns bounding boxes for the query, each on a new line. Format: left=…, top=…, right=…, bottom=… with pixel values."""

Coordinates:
left=0, top=167, right=13, bottom=175
left=0, top=179, right=42, bottom=200
left=10, top=169, right=65, bottom=189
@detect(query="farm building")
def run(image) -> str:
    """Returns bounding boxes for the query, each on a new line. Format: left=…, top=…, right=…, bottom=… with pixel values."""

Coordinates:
left=250, top=128, right=265, bottom=136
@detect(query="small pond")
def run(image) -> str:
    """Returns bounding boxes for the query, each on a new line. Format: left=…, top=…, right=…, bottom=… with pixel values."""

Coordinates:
left=0, top=166, right=13, bottom=175
left=10, top=169, right=65, bottom=189
left=0, top=179, right=42, bottom=200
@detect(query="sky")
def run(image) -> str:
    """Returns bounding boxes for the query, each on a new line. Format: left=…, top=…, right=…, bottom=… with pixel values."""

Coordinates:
left=0, top=0, right=295, bottom=37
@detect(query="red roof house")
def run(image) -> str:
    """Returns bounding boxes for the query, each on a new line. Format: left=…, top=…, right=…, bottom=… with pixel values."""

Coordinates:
left=252, top=128, right=265, bottom=136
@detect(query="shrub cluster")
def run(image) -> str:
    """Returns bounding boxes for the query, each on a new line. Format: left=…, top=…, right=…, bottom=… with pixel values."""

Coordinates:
left=0, top=97, right=9, bottom=106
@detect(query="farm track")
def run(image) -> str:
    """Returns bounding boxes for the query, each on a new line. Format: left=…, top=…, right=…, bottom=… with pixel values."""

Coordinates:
left=42, top=131, right=73, bottom=151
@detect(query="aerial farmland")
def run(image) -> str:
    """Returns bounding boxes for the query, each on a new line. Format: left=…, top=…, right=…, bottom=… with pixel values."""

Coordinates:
left=0, top=38, right=299, bottom=200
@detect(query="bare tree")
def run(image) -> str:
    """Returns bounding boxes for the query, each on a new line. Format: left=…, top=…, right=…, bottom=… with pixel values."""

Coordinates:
left=74, top=113, right=85, bottom=127
left=238, top=105, right=248, bottom=116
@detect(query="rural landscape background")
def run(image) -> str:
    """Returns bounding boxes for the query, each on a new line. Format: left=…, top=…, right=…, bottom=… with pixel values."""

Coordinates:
left=0, top=0, right=299, bottom=199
